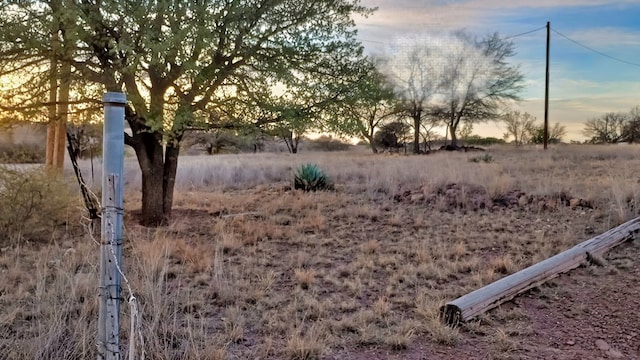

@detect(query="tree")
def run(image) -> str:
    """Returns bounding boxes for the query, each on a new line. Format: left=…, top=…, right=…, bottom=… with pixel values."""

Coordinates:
left=583, top=112, right=628, bottom=144
left=381, top=36, right=438, bottom=153
left=329, top=60, right=398, bottom=153
left=431, top=32, right=524, bottom=147
left=183, top=130, right=241, bottom=155
left=459, top=122, right=474, bottom=142
left=373, top=120, right=411, bottom=151
left=528, top=123, right=566, bottom=144
left=622, top=106, right=640, bottom=143
left=382, top=32, right=523, bottom=150
left=1, top=0, right=372, bottom=226
left=502, top=111, right=536, bottom=146
left=0, top=0, right=79, bottom=171
left=419, top=116, right=440, bottom=151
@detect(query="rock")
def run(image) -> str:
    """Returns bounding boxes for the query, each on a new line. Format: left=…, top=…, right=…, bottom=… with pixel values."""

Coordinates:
left=410, top=193, right=425, bottom=202
left=569, top=198, right=581, bottom=208
left=518, top=195, right=529, bottom=207
left=566, top=340, right=575, bottom=346
left=607, top=348, right=623, bottom=358
left=596, top=339, right=610, bottom=351
left=545, top=199, right=558, bottom=210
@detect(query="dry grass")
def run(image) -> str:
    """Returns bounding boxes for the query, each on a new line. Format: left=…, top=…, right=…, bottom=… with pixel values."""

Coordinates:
left=2, top=144, right=640, bottom=358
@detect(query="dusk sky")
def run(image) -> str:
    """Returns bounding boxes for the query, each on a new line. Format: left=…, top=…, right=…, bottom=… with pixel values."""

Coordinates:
left=354, top=0, right=640, bottom=141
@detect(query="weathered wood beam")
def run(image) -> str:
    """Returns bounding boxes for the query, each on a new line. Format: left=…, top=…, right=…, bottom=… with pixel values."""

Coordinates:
left=440, top=216, right=640, bottom=327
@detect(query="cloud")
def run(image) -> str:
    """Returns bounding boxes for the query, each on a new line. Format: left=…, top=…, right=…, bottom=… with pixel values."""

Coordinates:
left=355, top=1, right=640, bottom=140
left=555, top=27, right=640, bottom=48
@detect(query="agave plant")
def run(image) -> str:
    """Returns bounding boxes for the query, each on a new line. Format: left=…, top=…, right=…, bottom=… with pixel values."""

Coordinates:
left=294, top=163, right=333, bottom=191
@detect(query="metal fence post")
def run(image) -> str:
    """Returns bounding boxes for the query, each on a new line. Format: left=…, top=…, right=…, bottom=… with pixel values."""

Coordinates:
left=98, top=92, right=126, bottom=360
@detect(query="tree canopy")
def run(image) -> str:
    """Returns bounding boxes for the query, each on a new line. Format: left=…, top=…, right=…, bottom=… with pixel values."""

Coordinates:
left=0, top=0, right=373, bottom=225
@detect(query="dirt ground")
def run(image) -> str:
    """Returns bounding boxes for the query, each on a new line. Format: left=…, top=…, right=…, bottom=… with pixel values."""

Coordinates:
left=160, top=184, right=640, bottom=360
left=3, top=146, right=640, bottom=360
left=331, top=240, right=640, bottom=360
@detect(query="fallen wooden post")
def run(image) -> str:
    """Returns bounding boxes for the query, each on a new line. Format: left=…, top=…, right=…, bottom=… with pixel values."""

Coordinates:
left=440, top=216, right=640, bottom=327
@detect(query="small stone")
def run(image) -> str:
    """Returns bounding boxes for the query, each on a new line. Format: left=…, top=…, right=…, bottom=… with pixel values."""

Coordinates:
left=569, top=198, right=580, bottom=208
left=545, top=199, right=558, bottom=210
left=410, top=194, right=425, bottom=202
left=518, top=195, right=528, bottom=207
left=607, top=348, right=623, bottom=358
left=596, top=339, right=610, bottom=351
left=566, top=340, right=575, bottom=345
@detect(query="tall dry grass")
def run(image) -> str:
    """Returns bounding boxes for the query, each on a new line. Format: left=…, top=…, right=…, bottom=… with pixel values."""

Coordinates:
left=4, top=144, right=638, bottom=359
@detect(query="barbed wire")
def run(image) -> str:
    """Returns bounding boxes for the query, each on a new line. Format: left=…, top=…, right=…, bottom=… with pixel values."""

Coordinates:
left=105, top=214, right=146, bottom=360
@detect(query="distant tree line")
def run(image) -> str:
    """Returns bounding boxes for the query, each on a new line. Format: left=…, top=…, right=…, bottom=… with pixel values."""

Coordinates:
left=582, top=106, right=640, bottom=144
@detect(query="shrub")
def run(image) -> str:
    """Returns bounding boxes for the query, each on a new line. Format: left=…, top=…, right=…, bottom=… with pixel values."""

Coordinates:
left=293, top=164, right=333, bottom=191
left=304, top=136, right=352, bottom=152
left=0, top=166, right=75, bottom=244
left=468, top=154, right=494, bottom=163
left=0, top=143, right=45, bottom=163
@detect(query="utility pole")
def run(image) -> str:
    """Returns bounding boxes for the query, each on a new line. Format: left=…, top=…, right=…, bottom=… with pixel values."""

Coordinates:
left=98, top=92, right=126, bottom=360
left=544, top=21, right=550, bottom=150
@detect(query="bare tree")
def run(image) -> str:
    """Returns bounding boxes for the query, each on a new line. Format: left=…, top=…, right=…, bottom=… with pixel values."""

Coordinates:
left=583, top=112, right=628, bottom=144
left=381, top=36, right=437, bottom=153
left=528, top=122, right=566, bottom=144
left=382, top=32, right=523, bottom=150
left=502, top=111, right=536, bottom=145
left=432, top=32, right=524, bottom=147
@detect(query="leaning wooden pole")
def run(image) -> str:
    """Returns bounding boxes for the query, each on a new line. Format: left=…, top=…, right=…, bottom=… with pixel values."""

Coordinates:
left=440, top=216, right=640, bottom=327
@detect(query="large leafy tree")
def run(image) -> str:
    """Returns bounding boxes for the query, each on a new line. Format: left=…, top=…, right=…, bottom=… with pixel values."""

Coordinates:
left=1, top=0, right=372, bottom=226
left=329, top=59, right=398, bottom=153
left=0, top=0, right=82, bottom=170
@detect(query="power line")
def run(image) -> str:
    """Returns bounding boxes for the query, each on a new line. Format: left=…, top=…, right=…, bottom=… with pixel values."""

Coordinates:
left=551, top=28, right=640, bottom=68
left=503, top=26, right=547, bottom=40
left=360, top=25, right=547, bottom=46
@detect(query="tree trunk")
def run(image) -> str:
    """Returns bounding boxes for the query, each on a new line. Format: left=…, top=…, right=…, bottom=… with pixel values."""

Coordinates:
left=46, top=123, right=56, bottom=167
left=368, top=136, right=378, bottom=154
left=413, top=114, right=420, bottom=154
left=135, top=132, right=167, bottom=226
left=449, top=112, right=461, bottom=148
left=46, top=6, right=59, bottom=168
left=53, top=57, right=71, bottom=169
left=163, top=144, right=180, bottom=221
left=450, top=125, right=458, bottom=147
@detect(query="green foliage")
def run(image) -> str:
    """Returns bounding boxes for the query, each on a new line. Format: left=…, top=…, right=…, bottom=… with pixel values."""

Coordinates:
left=468, top=154, right=494, bottom=163
left=0, top=166, right=74, bottom=244
left=294, top=164, right=333, bottom=192
left=1, top=0, right=373, bottom=224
